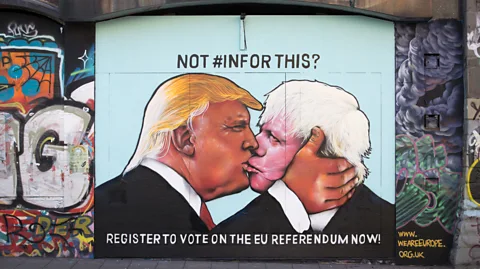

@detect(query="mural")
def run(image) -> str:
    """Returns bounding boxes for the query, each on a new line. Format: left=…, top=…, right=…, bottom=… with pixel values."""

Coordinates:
left=95, top=16, right=395, bottom=258
left=467, top=12, right=480, bottom=58
left=394, top=20, right=464, bottom=265
left=0, top=13, right=95, bottom=258
left=454, top=117, right=480, bottom=265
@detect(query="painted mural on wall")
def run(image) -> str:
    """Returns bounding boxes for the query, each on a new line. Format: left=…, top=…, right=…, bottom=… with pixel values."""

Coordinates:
left=454, top=111, right=480, bottom=265
left=394, top=20, right=464, bottom=265
left=95, top=16, right=395, bottom=259
left=467, top=12, right=480, bottom=58
left=0, top=13, right=95, bottom=258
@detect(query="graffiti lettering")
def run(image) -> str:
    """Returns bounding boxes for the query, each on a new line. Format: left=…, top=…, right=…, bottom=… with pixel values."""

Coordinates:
left=0, top=210, right=94, bottom=257
left=7, top=22, right=38, bottom=38
left=1, top=14, right=95, bottom=258
left=467, top=13, right=480, bottom=58
left=2, top=214, right=93, bottom=243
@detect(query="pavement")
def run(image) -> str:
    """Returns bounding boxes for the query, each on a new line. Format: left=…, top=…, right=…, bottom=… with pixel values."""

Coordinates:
left=0, top=257, right=467, bottom=269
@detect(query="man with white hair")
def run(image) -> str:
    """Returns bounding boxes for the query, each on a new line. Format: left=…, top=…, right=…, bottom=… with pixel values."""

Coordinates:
left=95, top=74, right=356, bottom=258
left=213, top=80, right=394, bottom=257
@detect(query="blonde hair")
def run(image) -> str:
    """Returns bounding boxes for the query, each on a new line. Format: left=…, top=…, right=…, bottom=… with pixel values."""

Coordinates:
left=124, top=73, right=262, bottom=174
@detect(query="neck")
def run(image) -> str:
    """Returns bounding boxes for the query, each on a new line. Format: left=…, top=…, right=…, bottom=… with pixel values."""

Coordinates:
left=156, top=145, right=208, bottom=200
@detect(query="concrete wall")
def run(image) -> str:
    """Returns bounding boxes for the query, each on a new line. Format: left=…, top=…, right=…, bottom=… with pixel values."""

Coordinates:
left=450, top=0, right=480, bottom=266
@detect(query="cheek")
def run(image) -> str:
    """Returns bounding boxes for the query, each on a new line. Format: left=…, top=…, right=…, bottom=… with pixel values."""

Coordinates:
left=264, top=147, right=289, bottom=170
left=284, top=144, right=301, bottom=163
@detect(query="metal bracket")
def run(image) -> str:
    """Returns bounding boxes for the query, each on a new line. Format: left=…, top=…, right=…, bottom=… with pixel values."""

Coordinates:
left=240, top=13, right=247, bottom=51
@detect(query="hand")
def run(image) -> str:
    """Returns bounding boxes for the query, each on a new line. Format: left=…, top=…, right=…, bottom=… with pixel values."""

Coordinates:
left=283, top=127, right=358, bottom=214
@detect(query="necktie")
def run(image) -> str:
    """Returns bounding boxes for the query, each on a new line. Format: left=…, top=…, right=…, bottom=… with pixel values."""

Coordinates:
left=200, top=202, right=216, bottom=230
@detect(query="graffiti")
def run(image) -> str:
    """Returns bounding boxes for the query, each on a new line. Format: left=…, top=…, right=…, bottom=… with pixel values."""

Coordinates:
left=0, top=13, right=95, bottom=257
left=67, top=45, right=94, bottom=86
left=454, top=217, right=480, bottom=265
left=396, top=134, right=461, bottom=233
left=0, top=34, right=63, bottom=113
left=7, top=22, right=38, bottom=38
left=470, top=99, right=480, bottom=121
left=0, top=22, right=94, bottom=211
left=77, top=50, right=90, bottom=70
left=468, top=160, right=480, bottom=206
left=467, top=12, right=480, bottom=58
left=395, top=19, right=463, bottom=265
left=0, top=210, right=93, bottom=257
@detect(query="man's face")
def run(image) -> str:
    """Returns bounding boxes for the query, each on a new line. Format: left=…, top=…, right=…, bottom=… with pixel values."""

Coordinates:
left=246, top=116, right=304, bottom=192
left=190, top=100, right=258, bottom=201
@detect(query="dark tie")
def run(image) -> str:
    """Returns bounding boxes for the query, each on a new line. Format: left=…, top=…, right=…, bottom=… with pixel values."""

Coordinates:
left=200, top=202, right=216, bottom=230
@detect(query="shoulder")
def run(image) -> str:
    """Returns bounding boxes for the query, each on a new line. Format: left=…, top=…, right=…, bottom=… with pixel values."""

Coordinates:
left=355, top=185, right=394, bottom=214
left=213, top=192, right=294, bottom=233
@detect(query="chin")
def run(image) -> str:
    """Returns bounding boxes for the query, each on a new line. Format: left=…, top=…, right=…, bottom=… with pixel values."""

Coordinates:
left=229, top=174, right=250, bottom=194
left=249, top=173, right=275, bottom=193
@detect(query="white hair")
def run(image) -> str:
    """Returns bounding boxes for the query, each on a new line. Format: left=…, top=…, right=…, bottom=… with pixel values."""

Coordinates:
left=259, top=80, right=371, bottom=183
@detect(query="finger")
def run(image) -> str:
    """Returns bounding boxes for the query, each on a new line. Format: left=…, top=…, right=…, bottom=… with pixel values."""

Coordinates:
left=333, top=159, right=354, bottom=173
left=323, top=167, right=357, bottom=188
left=301, top=126, right=325, bottom=156
left=324, top=177, right=357, bottom=200
left=323, top=188, right=356, bottom=210
left=311, top=158, right=353, bottom=175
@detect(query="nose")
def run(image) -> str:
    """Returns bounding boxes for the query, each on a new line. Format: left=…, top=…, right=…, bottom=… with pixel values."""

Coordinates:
left=252, top=133, right=267, bottom=157
left=242, top=126, right=258, bottom=151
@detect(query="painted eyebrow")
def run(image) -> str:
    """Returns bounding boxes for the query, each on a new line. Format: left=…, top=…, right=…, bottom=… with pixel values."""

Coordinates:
left=266, top=129, right=286, bottom=142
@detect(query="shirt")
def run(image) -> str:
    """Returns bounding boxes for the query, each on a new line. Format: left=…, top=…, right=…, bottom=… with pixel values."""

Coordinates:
left=268, top=180, right=338, bottom=233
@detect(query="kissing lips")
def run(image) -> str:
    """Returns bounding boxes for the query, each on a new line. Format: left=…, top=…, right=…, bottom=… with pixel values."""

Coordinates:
left=243, top=163, right=261, bottom=174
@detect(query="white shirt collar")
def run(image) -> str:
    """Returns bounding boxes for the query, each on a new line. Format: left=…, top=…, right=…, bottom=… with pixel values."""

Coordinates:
left=140, top=158, right=202, bottom=217
left=268, top=180, right=338, bottom=233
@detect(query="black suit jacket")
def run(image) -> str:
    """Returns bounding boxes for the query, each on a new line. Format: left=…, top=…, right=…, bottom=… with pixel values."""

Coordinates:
left=95, top=165, right=209, bottom=258
left=212, top=184, right=395, bottom=259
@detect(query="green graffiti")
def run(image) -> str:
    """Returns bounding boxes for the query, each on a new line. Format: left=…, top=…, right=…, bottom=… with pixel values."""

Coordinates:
left=395, top=134, right=461, bottom=233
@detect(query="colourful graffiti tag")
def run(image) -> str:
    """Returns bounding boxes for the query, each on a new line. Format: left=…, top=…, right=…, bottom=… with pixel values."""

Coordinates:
left=396, top=134, right=461, bottom=233
left=0, top=16, right=95, bottom=258
left=0, top=34, right=62, bottom=114
left=0, top=210, right=93, bottom=257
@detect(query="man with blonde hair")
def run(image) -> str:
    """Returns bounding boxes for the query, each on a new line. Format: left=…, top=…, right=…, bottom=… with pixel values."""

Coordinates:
left=95, top=74, right=356, bottom=258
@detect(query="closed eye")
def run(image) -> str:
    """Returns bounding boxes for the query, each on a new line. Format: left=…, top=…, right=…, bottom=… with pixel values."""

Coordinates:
left=225, top=124, right=246, bottom=132
left=266, top=130, right=280, bottom=143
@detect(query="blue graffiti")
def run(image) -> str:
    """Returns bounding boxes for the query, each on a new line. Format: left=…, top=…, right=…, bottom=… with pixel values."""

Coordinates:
left=67, top=45, right=94, bottom=85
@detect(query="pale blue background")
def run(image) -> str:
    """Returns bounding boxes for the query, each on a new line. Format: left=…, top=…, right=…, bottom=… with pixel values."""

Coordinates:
left=95, top=16, right=394, bottom=223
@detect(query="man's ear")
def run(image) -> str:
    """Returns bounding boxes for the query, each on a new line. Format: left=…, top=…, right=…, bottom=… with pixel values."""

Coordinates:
left=172, top=125, right=195, bottom=156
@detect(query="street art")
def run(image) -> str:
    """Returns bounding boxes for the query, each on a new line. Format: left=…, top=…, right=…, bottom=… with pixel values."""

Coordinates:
left=395, top=20, right=464, bottom=265
left=396, top=134, right=461, bottom=232
left=95, top=15, right=394, bottom=259
left=467, top=12, right=480, bottom=58
left=0, top=13, right=95, bottom=258
left=455, top=121, right=480, bottom=265
left=96, top=74, right=394, bottom=258
left=0, top=210, right=93, bottom=257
